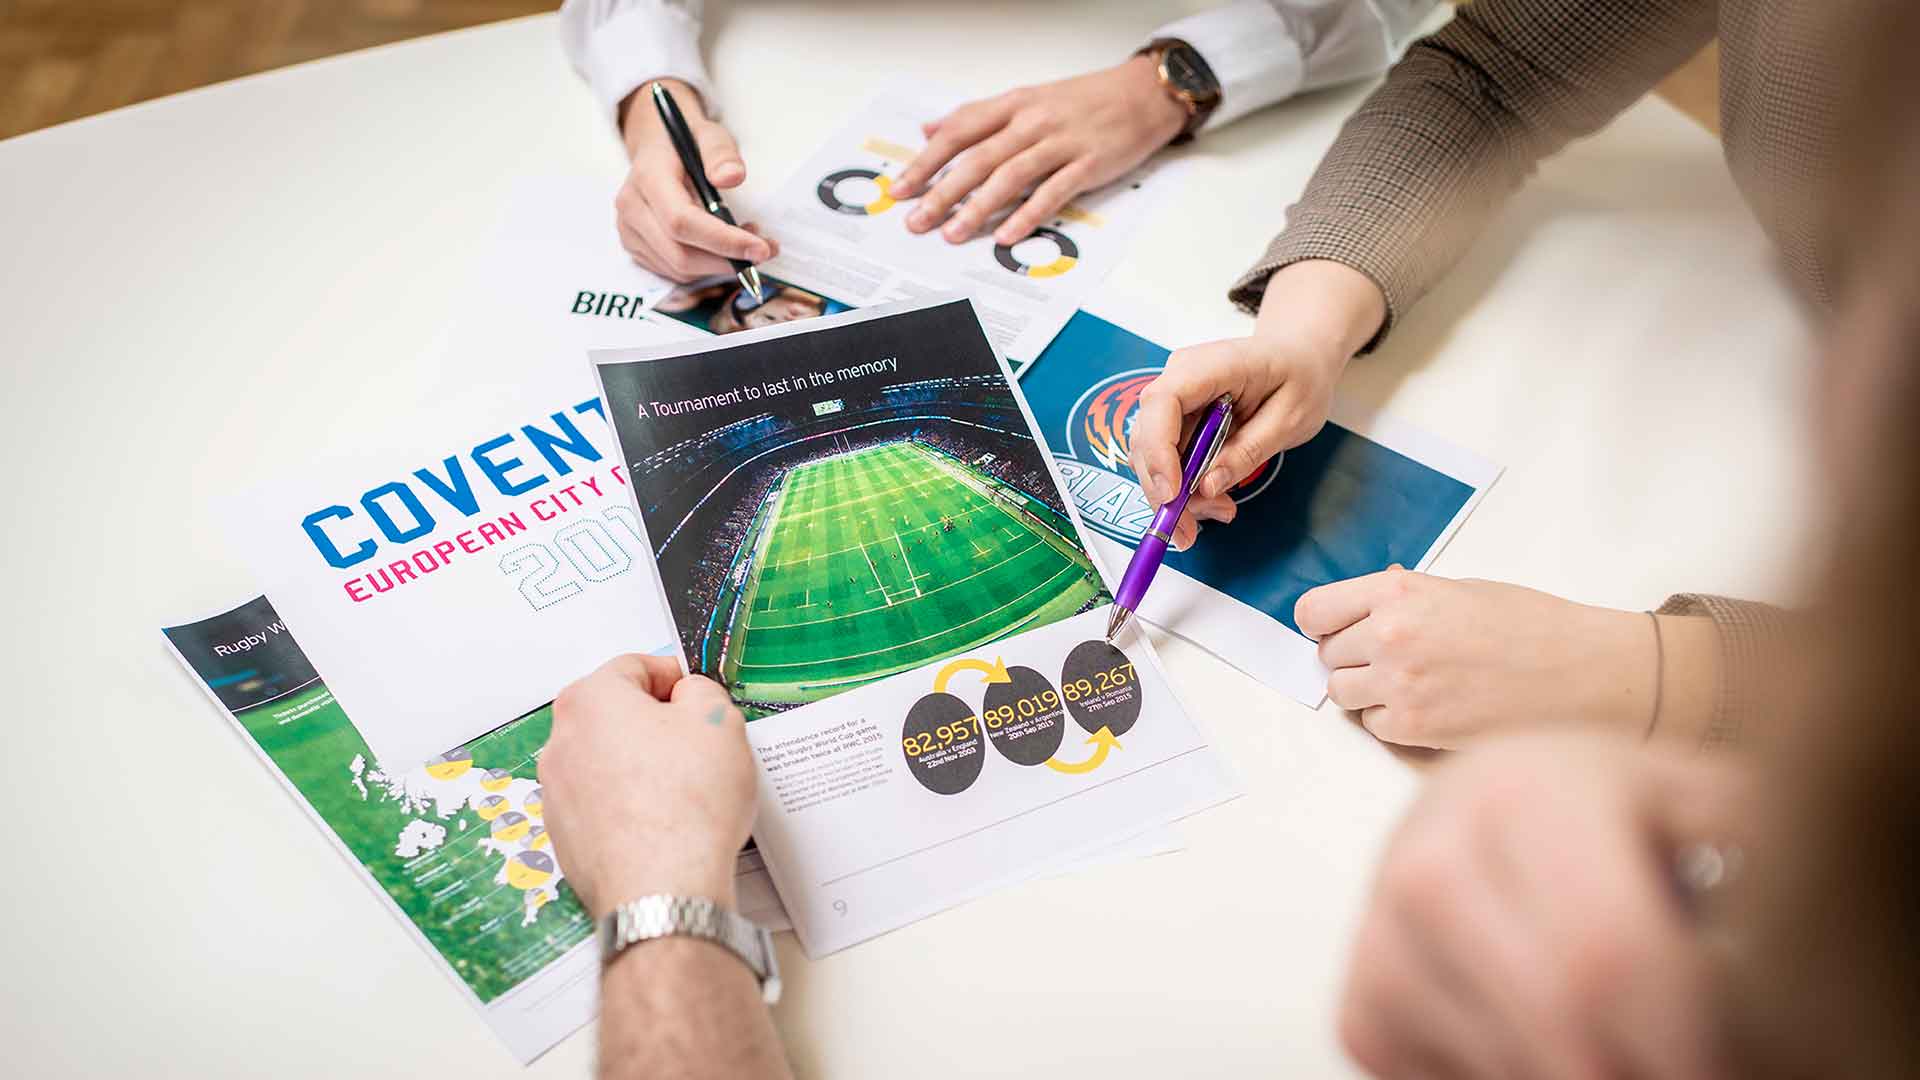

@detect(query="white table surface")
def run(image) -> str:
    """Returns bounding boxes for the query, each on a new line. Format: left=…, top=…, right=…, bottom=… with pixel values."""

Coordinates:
left=0, top=4, right=1813, bottom=1077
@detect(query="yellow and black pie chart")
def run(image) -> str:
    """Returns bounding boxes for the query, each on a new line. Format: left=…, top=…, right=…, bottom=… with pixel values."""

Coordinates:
left=505, top=849, right=555, bottom=890
left=817, top=168, right=897, bottom=215
left=490, top=810, right=531, bottom=843
left=423, top=746, right=473, bottom=781
left=994, top=226, right=1079, bottom=278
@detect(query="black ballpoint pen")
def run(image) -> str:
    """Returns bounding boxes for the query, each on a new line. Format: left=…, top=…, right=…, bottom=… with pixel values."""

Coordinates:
left=650, top=81, right=765, bottom=303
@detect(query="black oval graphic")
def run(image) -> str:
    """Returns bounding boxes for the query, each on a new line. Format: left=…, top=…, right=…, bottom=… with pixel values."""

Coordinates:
left=980, top=666, right=1067, bottom=766
left=901, top=692, right=985, bottom=795
left=1062, top=640, right=1143, bottom=737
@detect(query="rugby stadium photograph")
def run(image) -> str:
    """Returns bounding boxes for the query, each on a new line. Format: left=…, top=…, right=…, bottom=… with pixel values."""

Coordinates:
left=631, top=372, right=1108, bottom=716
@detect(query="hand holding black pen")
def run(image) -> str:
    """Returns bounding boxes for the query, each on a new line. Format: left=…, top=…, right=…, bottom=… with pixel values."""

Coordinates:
left=650, top=81, right=766, bottom=303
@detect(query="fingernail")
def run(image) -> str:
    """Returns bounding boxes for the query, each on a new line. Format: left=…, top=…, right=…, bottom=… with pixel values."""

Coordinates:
left=712, top=161, right=743, bottom=185
left=993, top=227, right=1017, bottom=246
left=1143, top=471, right=1170, bottom=505
left=908, top=209, right=929, bottom=229
left=1202, top=469, right=1228, bottom=497
left=942, top=221, right=967, bottom=242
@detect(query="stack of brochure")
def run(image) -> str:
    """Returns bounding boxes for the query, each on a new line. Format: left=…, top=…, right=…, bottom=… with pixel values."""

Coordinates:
left=166, top=90, right=1499, bottom=1061
left=165, top=165, right=1233, bottom=1057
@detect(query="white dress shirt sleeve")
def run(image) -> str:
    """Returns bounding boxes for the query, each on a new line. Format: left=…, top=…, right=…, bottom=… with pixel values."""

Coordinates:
left=1151, top=0, right=1444, bottom=131
left=558, top=0, right=712, bottom=130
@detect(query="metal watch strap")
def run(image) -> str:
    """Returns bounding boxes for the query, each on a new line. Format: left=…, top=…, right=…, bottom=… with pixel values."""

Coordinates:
left=599, top=895, right=782, bottom=1005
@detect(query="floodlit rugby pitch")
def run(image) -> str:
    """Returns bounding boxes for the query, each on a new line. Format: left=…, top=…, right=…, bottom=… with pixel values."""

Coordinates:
left=714, top=440, right=1105, bottom=708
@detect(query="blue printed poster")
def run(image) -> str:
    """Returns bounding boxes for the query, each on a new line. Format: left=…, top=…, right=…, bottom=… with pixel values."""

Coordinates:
left=1020, top=311, right=1500, bottom=704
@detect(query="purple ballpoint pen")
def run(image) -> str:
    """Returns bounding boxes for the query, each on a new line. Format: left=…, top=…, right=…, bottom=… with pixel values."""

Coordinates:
left=1105, top=393, right=1235, bottom=641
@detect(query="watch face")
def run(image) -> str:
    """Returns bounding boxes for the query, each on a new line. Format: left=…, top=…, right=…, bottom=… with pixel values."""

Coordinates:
left=1162, top=44, right=1219, bottom=101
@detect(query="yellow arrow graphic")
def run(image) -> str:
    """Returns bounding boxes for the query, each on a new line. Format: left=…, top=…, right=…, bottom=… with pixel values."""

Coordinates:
left=932, top=656, right=1012, bottom=693
left=1046, top=726, right=1122, bottom=775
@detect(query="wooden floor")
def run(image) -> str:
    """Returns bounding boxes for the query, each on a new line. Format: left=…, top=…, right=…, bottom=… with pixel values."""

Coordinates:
left=1, top=1, right=1721, bottom=142
left=0, top=0, right=552, bottom=140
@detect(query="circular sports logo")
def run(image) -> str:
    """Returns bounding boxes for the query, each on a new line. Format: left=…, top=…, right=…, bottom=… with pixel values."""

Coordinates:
left=994, top=226, right=1079, bottom=278
left=816, top=168, right=897, bottom=215
left=1061, top=368, right=1279, bottom=543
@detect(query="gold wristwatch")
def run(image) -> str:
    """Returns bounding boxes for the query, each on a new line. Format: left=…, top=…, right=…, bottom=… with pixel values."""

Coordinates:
left=1138, top=38, right=1223, bottom=144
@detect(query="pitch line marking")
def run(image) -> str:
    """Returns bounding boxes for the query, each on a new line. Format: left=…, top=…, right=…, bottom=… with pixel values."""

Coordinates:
left=773, top=474, right=950, bottom=522
left=893, top=534, right=923, bottom=596
left=859, top=542, right=893, bottom=606
left=737, top=560, right=1081, bottom=671
left=767, top=517, right=952, bottom=568
left=741, top=534, right=1050, bottom=634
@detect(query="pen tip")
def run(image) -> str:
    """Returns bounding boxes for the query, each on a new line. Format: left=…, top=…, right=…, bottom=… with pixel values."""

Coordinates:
left=740, top=266, right=765, bottom=304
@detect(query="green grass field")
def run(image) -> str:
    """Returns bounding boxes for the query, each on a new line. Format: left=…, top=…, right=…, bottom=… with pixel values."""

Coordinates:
left=234, top=685, right=589, bottom=1003
left=721, top=439, right=1106, bottom=706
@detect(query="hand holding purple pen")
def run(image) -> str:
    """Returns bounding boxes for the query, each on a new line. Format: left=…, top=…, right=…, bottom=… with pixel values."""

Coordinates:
left=1105, top=393, right=1235, bottom=642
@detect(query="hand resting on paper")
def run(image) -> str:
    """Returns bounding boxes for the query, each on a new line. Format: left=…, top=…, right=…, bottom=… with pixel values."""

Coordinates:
left=1296, top=569, right=1720, bottom=750
left=1341, top=732, right=1744, bottom=1079
left=542, top=655, right=791, bottom=1079
left=540, top=654, right=755, bottom=917
left=1129, top=260, right=1383, bottom=549
left=890, top=56, right=1188, bottom=246
left=615, top=79, right=779, bottom=281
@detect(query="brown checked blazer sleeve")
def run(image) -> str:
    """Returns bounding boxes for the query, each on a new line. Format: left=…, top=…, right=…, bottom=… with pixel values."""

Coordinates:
left=1228, top=0, right=1717, bottom=344
left=1656, top=593, right=1801, bottom=751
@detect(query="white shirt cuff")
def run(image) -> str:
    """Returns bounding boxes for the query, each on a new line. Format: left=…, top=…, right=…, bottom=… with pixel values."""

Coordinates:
left=573, top=2, right=715, bottom=130
left=1153, top=1, right=1305, bottom=131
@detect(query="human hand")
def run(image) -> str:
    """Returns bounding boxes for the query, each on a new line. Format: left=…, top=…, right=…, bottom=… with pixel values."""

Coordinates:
left=1296, top=569, right=1669, bottom=750
left=890, top=56, right=1187, bottom=246
left=540, top=654, right=756, bottom=917
left=1340, top=732, right=1744, bottom=1079
left=615, top=80, right=778, bottom=280
left=1129, top=260, right=1385, bottom=549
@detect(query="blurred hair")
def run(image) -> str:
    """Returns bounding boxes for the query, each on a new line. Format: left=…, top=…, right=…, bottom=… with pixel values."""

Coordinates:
left=1723, top=1, right=1920, bottom=1073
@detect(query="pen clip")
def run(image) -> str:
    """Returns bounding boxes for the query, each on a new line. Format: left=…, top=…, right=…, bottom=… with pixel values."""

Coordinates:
left=1192, top=395, right=1234, bottom=482
left=651, top=82, right=719, bottom=205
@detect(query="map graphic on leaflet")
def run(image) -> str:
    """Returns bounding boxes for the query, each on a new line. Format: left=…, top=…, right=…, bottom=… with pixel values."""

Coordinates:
left=164, top=591, right=791, bottom=1061
left=162, top=597, right=589, bottom=1004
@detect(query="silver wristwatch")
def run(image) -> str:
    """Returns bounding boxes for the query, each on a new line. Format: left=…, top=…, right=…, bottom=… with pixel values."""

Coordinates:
left=599, top=895, right=782, bottom=1005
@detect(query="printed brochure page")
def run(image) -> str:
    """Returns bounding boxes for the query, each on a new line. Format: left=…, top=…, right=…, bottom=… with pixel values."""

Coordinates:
left=225, top=358, right=686, bottom=771
left=756, top=88, right=1179, bottom=364
left=1020, top=307, right=1503, bottom=706
left=590, top=297, right=1236, bottom=954
left=162, top=595, right=787, bottom=1063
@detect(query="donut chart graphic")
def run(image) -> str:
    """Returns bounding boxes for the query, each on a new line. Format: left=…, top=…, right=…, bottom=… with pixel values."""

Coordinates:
left=479, top=767, right=514, bottom=792
left=816, top=168, right=897, bottom=215
left=994, top=226, right=1079, bottom=278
